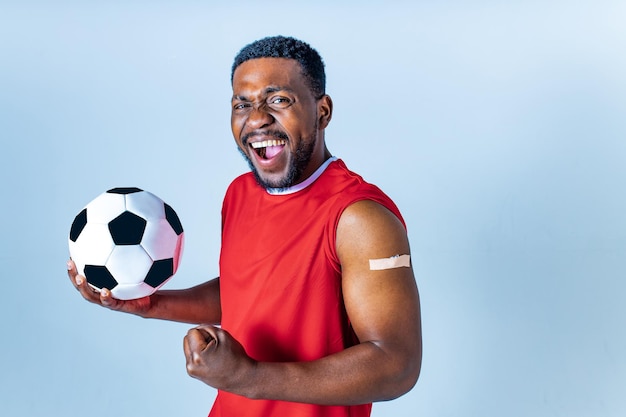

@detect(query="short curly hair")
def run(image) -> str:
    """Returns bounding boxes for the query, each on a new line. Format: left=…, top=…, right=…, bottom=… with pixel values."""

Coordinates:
left=231, top=35, right=326, bottom=98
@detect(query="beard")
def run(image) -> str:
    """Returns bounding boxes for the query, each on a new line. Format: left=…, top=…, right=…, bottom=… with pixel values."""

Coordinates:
left=237, top=130, right=317, bottom=191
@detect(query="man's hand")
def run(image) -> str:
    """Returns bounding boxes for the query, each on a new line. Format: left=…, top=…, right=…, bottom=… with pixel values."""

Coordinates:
left=183, top=325, right=257, bottom=395
left=67, top=259, right=153, bottom=316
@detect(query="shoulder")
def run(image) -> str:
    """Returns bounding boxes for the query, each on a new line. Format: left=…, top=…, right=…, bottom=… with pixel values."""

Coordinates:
left=336, top=199, right=410, bottom=269
left=321, top=160, right=408, bottom=263
left=338, top=200, right=407, bottom=245
left=323, top=160, right=405, bottom=226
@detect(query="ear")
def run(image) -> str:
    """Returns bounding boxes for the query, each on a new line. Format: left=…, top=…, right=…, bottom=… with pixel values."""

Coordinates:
left=317, top=95, right=333, bottom=129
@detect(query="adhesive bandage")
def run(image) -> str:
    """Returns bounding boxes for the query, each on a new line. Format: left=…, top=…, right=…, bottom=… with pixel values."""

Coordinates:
left=369, top=254, right=411, bottom=270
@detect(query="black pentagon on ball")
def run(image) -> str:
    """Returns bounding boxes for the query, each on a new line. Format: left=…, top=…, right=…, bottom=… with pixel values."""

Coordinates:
left=164, top=203, right=184, bottom=235
left=107, top=187, right=143, bottom=194
left=108, top=211, right=147, bottom=245
left=69, top=208, right=88, bottom=242
left=84, top=265, right=119, bottom=290
left=144, top=258, right=174, bottom=288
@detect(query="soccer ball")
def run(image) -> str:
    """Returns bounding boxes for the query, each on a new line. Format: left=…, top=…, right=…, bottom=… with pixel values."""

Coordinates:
left=68, top=187, right=184, bottom=300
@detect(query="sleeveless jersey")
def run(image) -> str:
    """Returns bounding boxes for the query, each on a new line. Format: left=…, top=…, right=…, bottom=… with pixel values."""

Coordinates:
left=213, top=158, right=405, bottom=417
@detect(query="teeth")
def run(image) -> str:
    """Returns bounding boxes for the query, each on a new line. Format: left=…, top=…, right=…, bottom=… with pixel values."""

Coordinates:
left=250, top=139, right=286, bottom=149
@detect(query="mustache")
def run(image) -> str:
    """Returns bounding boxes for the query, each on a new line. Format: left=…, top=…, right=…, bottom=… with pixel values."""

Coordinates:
left=242, top=130, right=289, bottom=146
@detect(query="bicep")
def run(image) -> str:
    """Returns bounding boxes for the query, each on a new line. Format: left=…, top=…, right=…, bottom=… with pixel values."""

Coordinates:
left=337, top=200, right=421, bottom=353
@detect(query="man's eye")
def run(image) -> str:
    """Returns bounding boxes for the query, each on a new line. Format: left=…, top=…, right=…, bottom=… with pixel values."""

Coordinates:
left=269, top=97, right=291, bottom=107
left=233, top=103, right=250, bottom=111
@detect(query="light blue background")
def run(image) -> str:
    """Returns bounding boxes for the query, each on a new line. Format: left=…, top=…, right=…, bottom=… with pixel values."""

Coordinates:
left=1, top=1, right=625, bottom=416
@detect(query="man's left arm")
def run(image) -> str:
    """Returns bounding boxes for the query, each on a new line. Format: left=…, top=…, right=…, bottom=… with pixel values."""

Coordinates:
left=334, top=199, right=422, bottom=402
left=184, top=199, right=422, bottom=404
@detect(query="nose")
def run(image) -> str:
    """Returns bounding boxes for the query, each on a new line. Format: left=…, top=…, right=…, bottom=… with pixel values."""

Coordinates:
left=246, top=104, right=274, bottom=130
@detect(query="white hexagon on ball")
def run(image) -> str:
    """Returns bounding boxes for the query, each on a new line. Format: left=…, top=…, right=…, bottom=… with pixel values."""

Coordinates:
left=68, top=187, right=184, bottom=300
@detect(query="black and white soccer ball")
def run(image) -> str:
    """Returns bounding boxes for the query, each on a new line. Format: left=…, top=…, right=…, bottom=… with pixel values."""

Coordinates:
left=68, top=187, right=184, bottom=300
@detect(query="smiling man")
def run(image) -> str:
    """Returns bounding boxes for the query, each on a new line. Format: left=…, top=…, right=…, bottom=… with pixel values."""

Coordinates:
left=68, top=36, right=422, bottom=417
left=231, top=54, right=331, bottom=191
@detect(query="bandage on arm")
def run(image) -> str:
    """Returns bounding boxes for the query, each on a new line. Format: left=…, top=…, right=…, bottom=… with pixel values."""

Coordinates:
left=368, top=254, right=411, bottom=271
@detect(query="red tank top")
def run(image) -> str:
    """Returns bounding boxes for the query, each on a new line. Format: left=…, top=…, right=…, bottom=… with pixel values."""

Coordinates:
left=214, top=159, right=404, bottom=417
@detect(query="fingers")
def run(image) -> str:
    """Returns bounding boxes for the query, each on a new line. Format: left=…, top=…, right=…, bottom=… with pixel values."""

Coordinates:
left=68, top=259, right=94, bottom=298
left=183, top=326, right=252, bottom=390
left=184, top=326, right=217, bottom=361
left=184, top=325, right=219, bottom=382
left=100, top=287, right=120, bottom=309
left=67, top=259, right=79, bottom=288
left=185, top=326, right=218, bottom=353
left=195, top=325, right=219, bottom=344
left=67, top=258, right=117, bottom=307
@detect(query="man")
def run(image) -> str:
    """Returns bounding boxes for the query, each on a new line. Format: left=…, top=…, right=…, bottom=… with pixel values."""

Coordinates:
left=68, top=35, right=422, bottom=416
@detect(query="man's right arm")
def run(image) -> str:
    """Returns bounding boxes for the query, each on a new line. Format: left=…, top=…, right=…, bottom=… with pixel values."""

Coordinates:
left=67, top=259, right=221, bottom=325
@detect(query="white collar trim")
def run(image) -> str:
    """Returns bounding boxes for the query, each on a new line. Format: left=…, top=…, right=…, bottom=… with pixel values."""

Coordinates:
left=266, top=156, right=338, bottom=195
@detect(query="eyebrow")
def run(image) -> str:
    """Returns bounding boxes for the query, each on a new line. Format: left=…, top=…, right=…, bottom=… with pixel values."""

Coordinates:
left=232, top=85, right=294, bottom=101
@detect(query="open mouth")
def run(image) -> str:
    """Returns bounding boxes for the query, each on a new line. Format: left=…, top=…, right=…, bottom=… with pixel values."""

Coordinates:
left=250, top=139, right=286, bottom=160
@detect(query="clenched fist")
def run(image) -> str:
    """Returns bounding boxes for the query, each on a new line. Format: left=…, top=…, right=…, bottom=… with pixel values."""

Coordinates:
left=183, top=325, right=258, bottom=396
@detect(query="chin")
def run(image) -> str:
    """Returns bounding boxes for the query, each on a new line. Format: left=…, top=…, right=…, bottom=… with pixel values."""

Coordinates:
left=236, top=142, right=309, bottom=190
left=255, top=170, right=296, bottom=190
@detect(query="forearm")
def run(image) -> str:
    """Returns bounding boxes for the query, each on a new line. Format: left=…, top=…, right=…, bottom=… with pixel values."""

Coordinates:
left=142, top=278, right=221, bottom=325
left=238, top=340, right=420, bottom=405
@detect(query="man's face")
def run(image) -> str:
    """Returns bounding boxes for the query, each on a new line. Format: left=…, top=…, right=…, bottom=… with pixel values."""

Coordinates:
left=231, top=57, right=323, bottom=190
